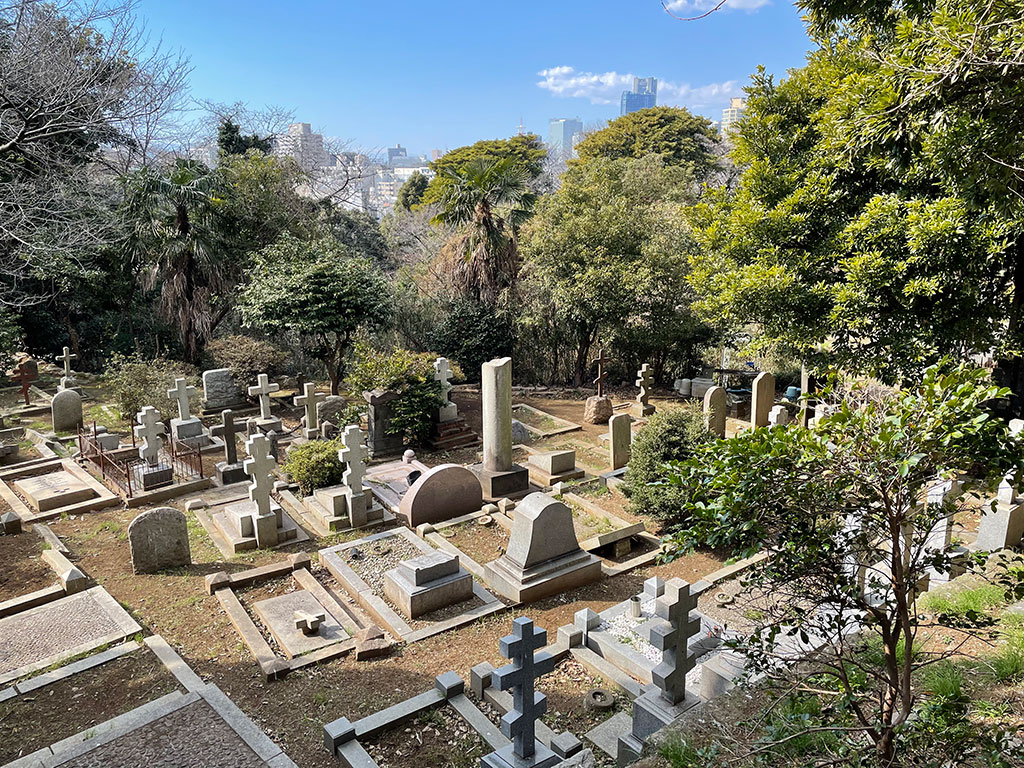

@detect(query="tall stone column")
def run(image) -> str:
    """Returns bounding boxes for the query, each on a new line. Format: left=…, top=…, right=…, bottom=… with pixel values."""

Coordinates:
left=473, top=357, right=529, bottom=501
left=483, top=357, right=513, bottom=473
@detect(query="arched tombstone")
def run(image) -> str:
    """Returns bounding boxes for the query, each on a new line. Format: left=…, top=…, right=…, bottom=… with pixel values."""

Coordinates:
left=398, top=464, right=483, bottom=527
left=704, top=386, right=726, bottom=437
left=128, top=506, right=191, bottom=574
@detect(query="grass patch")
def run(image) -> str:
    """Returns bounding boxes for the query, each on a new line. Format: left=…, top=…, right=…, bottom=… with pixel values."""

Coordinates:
left=919, top=583, right=1005, bottom=625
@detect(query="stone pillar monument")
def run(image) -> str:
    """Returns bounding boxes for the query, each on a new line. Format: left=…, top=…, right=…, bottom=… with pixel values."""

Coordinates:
left=750, top=371, right=775, bottom=429
left=472, top=357, right=529, bottom=500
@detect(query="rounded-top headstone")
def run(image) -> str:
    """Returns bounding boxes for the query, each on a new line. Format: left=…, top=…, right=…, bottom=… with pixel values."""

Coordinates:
left=398, top=464, right=483, bottom=527
left=505, top=492, right=581, bottom=568
left=51, top=388, right=83, bottom=432
left=128, top=506, right=191, bottom=575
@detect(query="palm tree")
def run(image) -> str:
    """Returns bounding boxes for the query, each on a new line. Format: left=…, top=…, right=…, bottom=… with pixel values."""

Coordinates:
left=122, top=159, right=226, bottom=363
left=432, top=156, right=536, bottom=302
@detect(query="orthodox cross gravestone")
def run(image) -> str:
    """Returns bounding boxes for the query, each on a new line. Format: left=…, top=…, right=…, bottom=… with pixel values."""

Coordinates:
left=649, top=580, right=700, bottom=705
left=336, top=424, right=383, bottom=528
left=248, top=373, right=283, bottom=433
left=11, top=361, right=37, bottom=405
left=293, top=382, right=326, bottom=439
left=210, top=409, right=248, bottom=485
left=166, top=377, right=203, bottom=440
left=434, top=357, right=457, bottom=422
left=633, top=363, right=655, bottom=418
left=472, top=357, right=529, bottom=500
left=134, top=406, right=173, bottom=490
left=583, top=348, right=613, bottom=425
left=244, top=432, right=277, bottom=519
left=482, top=616, right=561, bottom=768
left=592, top=348, right=609, bottom=397
left=56, top=346, right=78, bottom=391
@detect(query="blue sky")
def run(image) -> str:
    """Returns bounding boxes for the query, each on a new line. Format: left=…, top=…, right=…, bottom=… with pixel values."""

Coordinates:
left=138, top=0, right=814, bottom=157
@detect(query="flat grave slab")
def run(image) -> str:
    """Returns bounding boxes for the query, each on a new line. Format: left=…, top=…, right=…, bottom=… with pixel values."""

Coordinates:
left=13, top=470, right=95, bottom=511
left=252, top=590, right=348, bottom=659
left=0, top=586, right=141, bottom=685
left=511, top=403, right=582, bottom=439
left=0, top=458, right=119, bottom=523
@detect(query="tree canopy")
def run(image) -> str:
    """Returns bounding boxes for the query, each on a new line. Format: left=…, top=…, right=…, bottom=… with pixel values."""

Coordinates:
left=422, top=134, right=546, bottom=206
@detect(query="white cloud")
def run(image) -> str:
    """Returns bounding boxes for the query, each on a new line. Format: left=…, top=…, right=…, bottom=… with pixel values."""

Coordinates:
left=665, top=0, right=770, bottom=13
left=536, top=66, right=741, bottom=111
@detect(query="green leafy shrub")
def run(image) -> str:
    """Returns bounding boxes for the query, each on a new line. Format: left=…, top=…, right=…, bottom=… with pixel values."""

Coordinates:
left=104, top=353, right=199, bottom=423
left=429, top=298, right=514, bottom=382
left=347, top=343, right=453, bottom=445
left=621, top=404, right=714, bottom=523
left=282, top=439, right=343, bottom=495
left=204, top=335, right=287, bottom=388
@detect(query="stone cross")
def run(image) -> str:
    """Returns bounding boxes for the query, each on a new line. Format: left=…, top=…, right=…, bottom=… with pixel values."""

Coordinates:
left=650, top=580, right=700, bottom=705
left=211, top=409, right=246, bottom=465
left=248, top=373, right=280, bottom=420
left=293, top=609, right=325, bottom=636
left=636, top=364, right=653, bottom=409
left=492, top=617, right=556, bottom=759
left=167, top=377, right=197, bottom=421
left=293, top=382, right=325, bottom=438
left=338, top=425, right=368, bottom=493
left=134, top=406, right=165, bottom=465
left=433, top=357, right=454, bottom=405
left=57, top=346, right=76, bottom=378
left=592, top=348, right=609, bottom=397
left=243, top=432, right=277, bottom=518
left=11, top=361, right=37, bottom=405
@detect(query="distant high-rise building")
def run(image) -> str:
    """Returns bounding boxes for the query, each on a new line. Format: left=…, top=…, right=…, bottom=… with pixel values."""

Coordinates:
left=721, top=97, right=746, bottom=134
left=387, top=144, right=407, bottom=166
left=621, top=77, right=658, bottom=116
left=431, top=149, right=443, bottom=161
left=273, top=122, right=328, bottom=170
left=548, top=117, right=583, bottom=158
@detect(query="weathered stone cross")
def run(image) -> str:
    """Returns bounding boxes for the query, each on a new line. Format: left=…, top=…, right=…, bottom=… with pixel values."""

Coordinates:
left=493, top=616, right=556, bottom=759
left=11, top=361, right=37, bottom=405
left=243, top=432, right=277, bottom=518
left=167, top=377, right=197, bottom=421
left=293, top=609, right=325, bottom=636
left=433, top=357, right=454, bottom=405
left=592, top=348, right=610, bottom=397
left=134, top=406, right=165, bottom=465
left=650, top=580, right=700, bottom=705
left=338, top=425, right=367, bottom=493
left=248, top=373, right=280, bottom=420
left=210, top=409, right=246, bottom=465
left=636, top=363, right=653, bottom=409
left=293, top=382, right=325, bottom=438
left=56, top=346, right=76, bottom=377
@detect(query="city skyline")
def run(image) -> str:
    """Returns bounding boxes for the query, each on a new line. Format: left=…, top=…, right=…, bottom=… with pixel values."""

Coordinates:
left=137, top=0, right=813, bottom=157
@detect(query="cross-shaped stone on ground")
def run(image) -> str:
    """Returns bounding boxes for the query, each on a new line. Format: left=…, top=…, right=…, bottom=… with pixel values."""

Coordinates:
left=492, top=616, right=557, bottom=760
left=134, top=406, right=165, bottom=465
left=434, top=357, right=454, bottom=405
left=636, top=363, right=653, bottom=409
left=592, top=348, right=610, bottom=397
left=248, top=373, right=280, bottom=420
left=167, top=377, right=197, bottom=421
left=211, top=409, right=246, bottom=465
left=10, top=361, right=37, bottom=405
left=338, top=425, right=368, bottom=493
left=56, top=346, right=77, bottom=378
left=293, top=382, right=325, bottom=439
left=294, top=609, right=325, bottom=636
left=243, top=432, right=277, bottom=518
left=650, top=580, right=700, bottom=705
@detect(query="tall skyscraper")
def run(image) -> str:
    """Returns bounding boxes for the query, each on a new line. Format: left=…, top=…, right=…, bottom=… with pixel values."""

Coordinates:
left=387, top=144, right=407, bottom=166
left=620, top=77, right=658, bottom=115
left=721, top=98, right=746, bottom=134
left=548, top=117, right=583, bottom=158
left=273, top=122, right=328, bottom=170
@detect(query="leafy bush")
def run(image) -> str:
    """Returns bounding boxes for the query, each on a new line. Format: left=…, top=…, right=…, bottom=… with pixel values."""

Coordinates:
left=346, top=343, right=452, bottom=445
left=282, top=439, right=344, bottom=495
left=104, top=353, right=199, bottom=423
left=429, top=298, right=514, bottom=382
left=204, top=335, right=287, bottom=388
left=621, top=404, right=714, bottom=523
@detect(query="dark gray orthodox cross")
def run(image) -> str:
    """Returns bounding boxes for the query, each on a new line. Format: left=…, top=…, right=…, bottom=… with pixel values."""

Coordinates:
left=650, top=580, right=700, bottom=705
left=211, top=409, right=246, bottom=465
left=592, top=348, right=609, bottom=397
left=493, top=617, right=556, bottom=759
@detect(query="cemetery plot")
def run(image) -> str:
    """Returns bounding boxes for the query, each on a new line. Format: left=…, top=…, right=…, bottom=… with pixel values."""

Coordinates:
left=364, top=706, right=491, bottom=768
left=542, top=436, right=610, bottom=474
left=0, top=586, right=141, bottom=686
left=0, top=458, right=119, bottom=523
left=320, top=527, right=505, bottom=644
left=205, top=553, right=359, bottom=680
left=0, top=529, right=55, bottom=602
left=425, top=512, right=513, bottom=578
left=511, top=402, right=582, bottom=439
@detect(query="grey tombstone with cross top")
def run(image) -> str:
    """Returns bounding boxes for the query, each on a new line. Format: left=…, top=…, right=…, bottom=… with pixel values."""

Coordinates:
left=134, top=405, right=173, bottom=490
left=56, top=345, right=80, bottom=393
left=434, top=357, right=458, bottom=423
left=242, top=432, right=280, bottom=548
left=210, top=409, right=248, bottom=485
left=338, top=424, right=381, bottom=528
left=294, top=382, right=326, bottom=440
left=248, top=373, right=283, bottom=434
left=167, top=377, right=203, bottom=441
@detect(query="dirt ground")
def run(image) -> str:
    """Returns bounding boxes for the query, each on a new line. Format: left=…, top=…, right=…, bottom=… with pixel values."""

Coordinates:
left=2, top=387, right=731, bottom=768
left=0, top=531, right=54, bottom=599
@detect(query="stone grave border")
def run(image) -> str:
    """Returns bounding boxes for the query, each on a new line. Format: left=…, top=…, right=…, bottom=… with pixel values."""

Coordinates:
left=323, top=671, right=531, bottom=768
left=0, top=525, right=89, bottom=619
left=3, top=634, right=297, bottom=768
left=193, top=494, right=310, bottom=559
left=0, top=425, right=60, bottom=469
left=0, top=586, right=141, bottom=687
left=0, top=458, right=119, bottom=524
left=204, top=552, right=359, bottom=681
left=277, top=486, right=396, bottom=539
left=416, top=508, right=512, bottom=582
left=123, top=473, right=213, bottom=509
left=319, top=527, right=506, bottom=644
left=510, top=402, right=582, bottom=439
